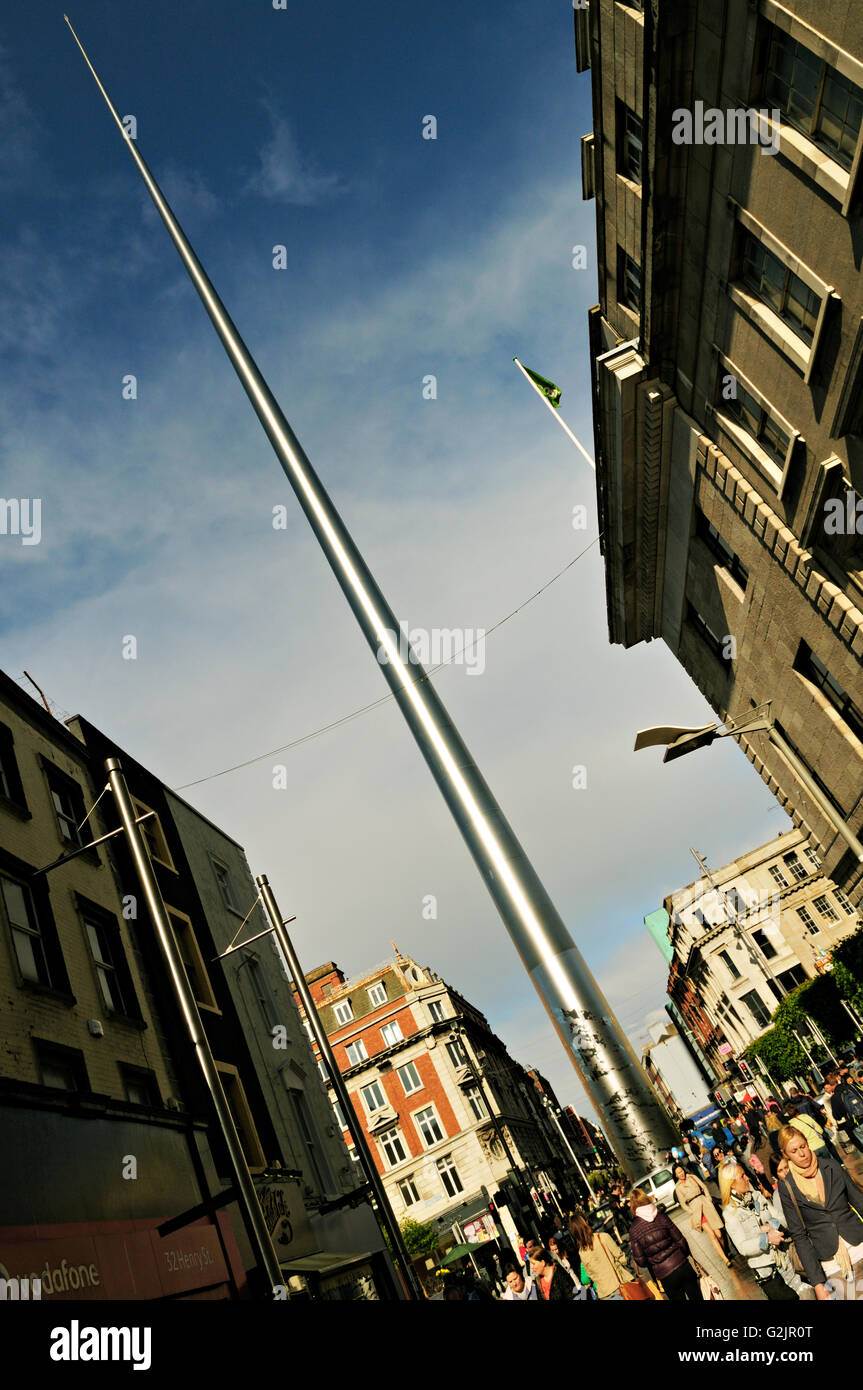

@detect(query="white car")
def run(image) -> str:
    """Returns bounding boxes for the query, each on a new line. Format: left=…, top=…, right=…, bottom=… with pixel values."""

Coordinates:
left=634, top=1165, right=678, bottom=1210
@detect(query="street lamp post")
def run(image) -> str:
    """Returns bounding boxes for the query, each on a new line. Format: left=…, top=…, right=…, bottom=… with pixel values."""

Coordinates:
left=255, top=875, right=423, bottom=1300
left=448, top=1020, right=536, bottom=1230
left=539, top=1095, right=592, bottom=1197
left=635, top=706, right=863, bottom=865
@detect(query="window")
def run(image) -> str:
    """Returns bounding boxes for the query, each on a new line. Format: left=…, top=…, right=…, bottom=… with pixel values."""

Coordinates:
left=381, top=1021, right=403, bottom=1046
left=738, top=228, right=820, bottom=346
left=361, top=1080, right=386, bottom=1113
left=617, top=246, right=641, bottom=312
left=725, top=887, right=748, bottom=918
left=716, top=370, right=791, bottom=468
left=617, top=102, right=643, bottom=183
left=1, top=874, right=51, bottom=985
left=216, top=1063, right=266, bottom=1169
left=367, top=982, right=387, bottom=1007
left=686, top=602, right=732, bottom=668
left=777, top=964, right=808, bottom=991
left=378, top=1126, right=407, bottom=1168
left=804, top=847, right=822, bottom=873
left=333, top=1099, right=348, bottom=1130
left=769, top=864, right=789, bottom=889
left=120, top=1065, right=160, bottom=1107
left=168, top=908, right=218, bottom=1010
left=797, top=905, right=819, bottom=936
left=302, top=1018, right=316, bottom=1044
left=245, top=955, right=281, bottom=1032
left=813, top=895, right=839, bottom=923
left=719, top=949, right=741, bottom=980
left=783, top=851, right=808, bottom=882
left=446, top=1038, right=468, bottom=1068
left=465, top=1083, right=488, bottom=1120
left=751, top=928, right=778, bottom=960
left=44, top=767, right=86, bottom=847
left=795, top=643, right=863, bottom=744
left=81, top=904, right=140, bottom=1018
left=333, top=1000, right=354, bottom=1026
left=35, top=1040, right=89, bottom=1092
left=0, top=723, right=27, bottom=811
left=765, top=26, right=863, bottom=171
left=695, top=510, right=749, bottom=590
left=345, top=1040, right=368, bottom=1066
left=428, top=1000, right=445, bottom=1023
left=317, top=1057, right=329, bottom=1082
left=398, top=1177, right=420, bottom=1207
left=834, top=887, right=856, bottom=915
left=415, top=1105, right=444, bottom=1147
left=289, top=1087, right=333, bottom=1193
left=436, top=1154, right=463, bottom=1198
left=740, top=990, right=772, bottom=1029
left=211, top=857, right=242, bottom=912
left=397, top=1060, right=422, bottom=1095
left=131, top=798, right=175, bottom=871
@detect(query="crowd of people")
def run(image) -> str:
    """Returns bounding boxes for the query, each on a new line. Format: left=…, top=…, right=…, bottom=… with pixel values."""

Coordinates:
left=444, top=1062, right=863, bottom=1303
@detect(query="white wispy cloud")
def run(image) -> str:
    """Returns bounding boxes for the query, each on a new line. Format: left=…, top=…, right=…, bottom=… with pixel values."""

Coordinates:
left=245, top=102, right=345, bottom=205
left=0, top=47, right=39, bottom=190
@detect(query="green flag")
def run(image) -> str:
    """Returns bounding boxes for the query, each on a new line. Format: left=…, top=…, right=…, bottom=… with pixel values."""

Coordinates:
left=518, top=361, right=562, bottom=408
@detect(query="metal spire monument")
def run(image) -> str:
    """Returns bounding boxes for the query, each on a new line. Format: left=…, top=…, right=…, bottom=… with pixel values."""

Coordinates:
left=65, top=16, right=675, bottom=1175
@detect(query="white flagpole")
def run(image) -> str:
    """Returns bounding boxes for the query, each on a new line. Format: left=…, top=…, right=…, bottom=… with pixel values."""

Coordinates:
left=513, top=357, right=595, bottom=471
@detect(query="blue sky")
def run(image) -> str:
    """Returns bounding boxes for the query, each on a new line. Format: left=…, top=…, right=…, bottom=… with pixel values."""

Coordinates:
left=1, top=1, right=790, bottom=1121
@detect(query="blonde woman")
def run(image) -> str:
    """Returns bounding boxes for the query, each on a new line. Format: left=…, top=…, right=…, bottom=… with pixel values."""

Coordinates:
left=778, top=1124, right=863, bottom=1301
left=718, top=1159, right=802, bottom=1300
left=672, top=1163, right=731, bottom=1267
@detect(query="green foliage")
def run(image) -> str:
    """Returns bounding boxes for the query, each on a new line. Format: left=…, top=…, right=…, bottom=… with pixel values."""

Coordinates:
left=586, top=1166, right=623, bottom=1189
left=400, top=1217, right=440, bottom=1258
left=832, top=925, right=863, bottom=1013
left=743, top=1027, right=806, bottom=1082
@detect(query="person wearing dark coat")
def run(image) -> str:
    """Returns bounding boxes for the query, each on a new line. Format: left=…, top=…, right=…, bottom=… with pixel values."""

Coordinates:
left=787, top=1089, right=825, bottom=1126
left=529, top=1246, right=577, bottom=1301
left=626, top=1188, right=701, bottom=1300
left=778, top=1124, right=863, bottom=1300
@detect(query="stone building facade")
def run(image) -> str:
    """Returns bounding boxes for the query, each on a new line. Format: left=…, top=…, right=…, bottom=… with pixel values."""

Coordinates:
left=581, top=0, right=863, bottom=903
left=660, top=829, right=860, bottom=1064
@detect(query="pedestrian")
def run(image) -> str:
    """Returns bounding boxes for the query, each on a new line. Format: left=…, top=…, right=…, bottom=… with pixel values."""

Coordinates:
left=500, top=1264, right=538, bottom=1301
left=521, top=1236, right=540, bottom=1275
left=530, top=1246, right=577, bottom=1301
left=788, top=1104, right=830, bottom=1159
left=672, top=1163, right=732, bottom=1268
left=825, top=1072, right=863, bottom=1154
left=569, top=1209, right=629, bottom=1300
left=765, top=1111, right=784, bottom=1156
left=548, top=1233, right=586, bottom=1297
left=778, top=1123, right=863, bottom=1301
left=718, top=1159, right=803, bottom=1300
left=627, top=1187, right=700, bottom=1301
left=787, top=1087, right=825, bottom=1125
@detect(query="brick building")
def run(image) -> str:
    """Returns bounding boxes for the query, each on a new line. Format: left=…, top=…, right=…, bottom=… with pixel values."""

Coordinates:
left=295, top=950, right=587, bottom=1253
left=580, top=0, right=863, bottom=904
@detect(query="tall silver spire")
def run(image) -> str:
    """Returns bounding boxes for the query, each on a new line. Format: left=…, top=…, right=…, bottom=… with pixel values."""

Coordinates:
left=66, top=16, right=675, bottom=1175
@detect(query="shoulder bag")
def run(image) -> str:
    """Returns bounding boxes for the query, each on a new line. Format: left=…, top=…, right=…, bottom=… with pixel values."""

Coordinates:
left=595, top=1232, right=654, bottom=1301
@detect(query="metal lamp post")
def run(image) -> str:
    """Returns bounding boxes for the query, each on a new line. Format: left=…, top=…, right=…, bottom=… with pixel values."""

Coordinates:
left=66, top=15, right=676, bottom=1177
left=105, top=759, right=284, bottom=1295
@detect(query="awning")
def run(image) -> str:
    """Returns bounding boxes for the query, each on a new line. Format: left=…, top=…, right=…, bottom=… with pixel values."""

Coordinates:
left=279, top=1250, right=376, bottom=1274
left=436, top=1243, right=487, bottom=1267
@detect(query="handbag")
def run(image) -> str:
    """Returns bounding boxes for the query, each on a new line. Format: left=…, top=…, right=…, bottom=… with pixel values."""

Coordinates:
left=596, top=1232, right=653, bottom=1301
left=691, top=1257, right=723, bottom=1301
left=782, top=1178, right=811, bottom=1277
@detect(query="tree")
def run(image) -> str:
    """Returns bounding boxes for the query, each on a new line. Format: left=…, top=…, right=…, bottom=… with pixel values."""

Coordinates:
left=400, top=1217, right=440, bottom=1258
left=832, top=924, right=863, bottom=1016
